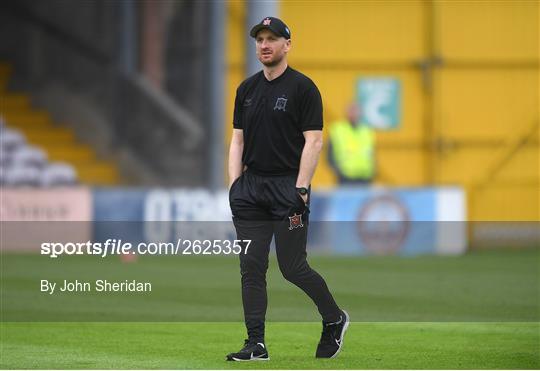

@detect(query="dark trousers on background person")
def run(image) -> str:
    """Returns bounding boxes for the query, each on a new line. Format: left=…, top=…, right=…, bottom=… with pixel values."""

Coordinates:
left=229, top=169, right=341, bottom=343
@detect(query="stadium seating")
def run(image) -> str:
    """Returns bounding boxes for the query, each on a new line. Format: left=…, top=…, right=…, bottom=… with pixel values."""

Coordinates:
left=0, top=62, right=121, bottom=186
left=0, top=123, right=77, bottom=187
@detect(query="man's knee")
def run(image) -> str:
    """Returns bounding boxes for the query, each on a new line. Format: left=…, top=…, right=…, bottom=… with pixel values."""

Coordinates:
left=240, top=254, right=268, bottom=278
left=279, top=262, right=309, bottom=283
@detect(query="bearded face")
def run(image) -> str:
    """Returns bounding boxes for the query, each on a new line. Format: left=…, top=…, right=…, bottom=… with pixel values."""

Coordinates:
left=255, top=29, right=291, bottom=67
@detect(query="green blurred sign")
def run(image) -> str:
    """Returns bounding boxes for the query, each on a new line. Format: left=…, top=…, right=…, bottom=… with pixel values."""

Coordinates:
left=357, top=78, right=401, bottom=130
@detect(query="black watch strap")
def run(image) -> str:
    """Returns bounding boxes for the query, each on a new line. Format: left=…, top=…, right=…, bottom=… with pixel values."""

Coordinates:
left=296, top=187, right=308, bottom=195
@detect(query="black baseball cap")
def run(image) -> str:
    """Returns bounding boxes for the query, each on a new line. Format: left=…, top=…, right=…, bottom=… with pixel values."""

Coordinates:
left=250, top=17, right=291, bottom=39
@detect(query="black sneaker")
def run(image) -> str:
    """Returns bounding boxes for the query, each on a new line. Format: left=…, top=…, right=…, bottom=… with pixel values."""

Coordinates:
left=316, top=310, right=350, bottom=358
left=226, top=339, right=269, bottom=361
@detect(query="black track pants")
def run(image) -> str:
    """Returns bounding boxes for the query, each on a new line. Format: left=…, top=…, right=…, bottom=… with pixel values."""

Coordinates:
left=229, top=170, right=341, bottom=343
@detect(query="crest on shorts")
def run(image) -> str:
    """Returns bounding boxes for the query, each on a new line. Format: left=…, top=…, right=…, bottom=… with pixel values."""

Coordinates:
left=274, top=96, right=287, bottom=111
left=289, top=213, right=304, bottom=230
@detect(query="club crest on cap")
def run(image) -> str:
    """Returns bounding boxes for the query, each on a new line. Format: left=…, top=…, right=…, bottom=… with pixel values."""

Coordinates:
left=263, top=18, right=271, bottom=25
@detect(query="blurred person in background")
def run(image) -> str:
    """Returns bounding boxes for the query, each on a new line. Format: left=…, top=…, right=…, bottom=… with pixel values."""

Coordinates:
left=227, top=16, right=349, bottom=362
left=328, top=102, right=376, bottom=185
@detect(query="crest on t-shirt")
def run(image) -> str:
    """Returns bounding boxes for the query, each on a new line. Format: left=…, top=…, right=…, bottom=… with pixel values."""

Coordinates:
left=289, top=213, right=304, bottom=230
left=274, top=96, right=287, bottom=111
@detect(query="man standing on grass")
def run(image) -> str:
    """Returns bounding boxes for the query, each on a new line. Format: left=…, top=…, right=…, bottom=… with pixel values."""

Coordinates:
left=226, top=16, right=349, bottom=361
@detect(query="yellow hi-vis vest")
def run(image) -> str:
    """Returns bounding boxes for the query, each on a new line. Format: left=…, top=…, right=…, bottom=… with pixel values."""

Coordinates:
left=329, top=120, right=375, bottom=179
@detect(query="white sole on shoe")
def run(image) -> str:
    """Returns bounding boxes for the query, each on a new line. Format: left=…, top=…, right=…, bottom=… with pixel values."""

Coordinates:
left=231, top=356, right=270, bottom=361
left=330, top=309, right=350, bottom=359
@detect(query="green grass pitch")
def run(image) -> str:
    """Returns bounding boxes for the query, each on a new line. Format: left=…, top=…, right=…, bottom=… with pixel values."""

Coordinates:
left=1, top=249, right=539, bottom=369
left=2, top=322, right=538, bottom=369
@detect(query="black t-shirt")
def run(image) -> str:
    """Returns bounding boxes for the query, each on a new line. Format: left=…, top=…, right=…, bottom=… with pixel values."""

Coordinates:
left=233, top=66, right=323, bottom=176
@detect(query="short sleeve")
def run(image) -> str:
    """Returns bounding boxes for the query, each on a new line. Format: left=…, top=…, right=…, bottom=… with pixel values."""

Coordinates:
left=300, top=85, right=323, bottom=131
left=233, top=87, right=243, bottom=129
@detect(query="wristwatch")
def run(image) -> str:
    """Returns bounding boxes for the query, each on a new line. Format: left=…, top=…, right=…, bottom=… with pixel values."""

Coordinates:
left=296, top=187, right=308, bottom=196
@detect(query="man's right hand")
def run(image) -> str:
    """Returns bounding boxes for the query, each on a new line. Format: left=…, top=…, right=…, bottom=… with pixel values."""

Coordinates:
left=229, top=175, right=240, bottom=190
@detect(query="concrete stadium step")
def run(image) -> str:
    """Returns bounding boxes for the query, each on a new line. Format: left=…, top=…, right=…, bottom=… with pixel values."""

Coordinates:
left=76, top=163, right=120, bottom=185
left=1, top=94, right=31, bottom=111
left=23, top=129, right=75, bottom=144
left=2, top=112, right=51, bottom=127
left=46, top=147, right=96, bottom=163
